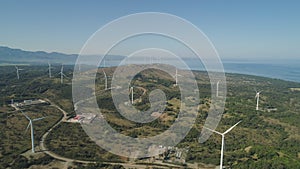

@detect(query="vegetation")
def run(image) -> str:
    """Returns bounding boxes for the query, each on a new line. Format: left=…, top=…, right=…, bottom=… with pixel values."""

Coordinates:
left=0, top=65, right=300, bottom=168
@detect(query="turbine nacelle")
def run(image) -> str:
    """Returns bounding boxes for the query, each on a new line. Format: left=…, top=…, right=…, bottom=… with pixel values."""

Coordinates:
left=15, top=65, right=24, bottom=79
left=174, top=68, right=182, bottom=86
left=255, top=90, right=262, bottom=110
left=203, top=121, right=242, bottom=169
left=21, top=110, right=46, bottom=153
left=48, top=62, right=53, bottom=78
left=58, top=64, right=67, bottom=84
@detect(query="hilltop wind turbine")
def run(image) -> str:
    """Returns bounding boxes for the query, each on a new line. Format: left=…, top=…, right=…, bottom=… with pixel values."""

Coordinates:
left=58, top=64, right=67, bottom=84
left=130, top=86, right=134, bottom=104
left=216, top=81, right=220, bottom=97
left=174, top=68, right=182, bottom=86
left=203, top=121, right=242, bottom=169
left=255, top=91, right=262, bottom=111
left=48, top=62, right=52, bottom=78
left=15, top=65, right=23, bottom=80
left=102, top=69, right=108, bottom=90
left=21, top=111, right=46, bottom=153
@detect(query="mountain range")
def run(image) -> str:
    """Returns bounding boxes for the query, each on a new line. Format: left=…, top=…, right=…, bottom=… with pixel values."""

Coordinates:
left=0, top=46, right=78, bottom=64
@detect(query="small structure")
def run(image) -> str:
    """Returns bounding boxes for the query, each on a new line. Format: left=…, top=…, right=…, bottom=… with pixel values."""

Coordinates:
left=69, top=113, right=97, bottom=123
left=24, top=100, right=33, bottom=104
left=10, top=99, right=48, bottom=108
left=266, top=106, right=277, bottom=112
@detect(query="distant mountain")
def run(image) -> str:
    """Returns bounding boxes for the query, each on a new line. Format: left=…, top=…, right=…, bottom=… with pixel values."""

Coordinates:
left=0, top=46, right=78, bottom=64
left=0, top=46, right=126, bottom=65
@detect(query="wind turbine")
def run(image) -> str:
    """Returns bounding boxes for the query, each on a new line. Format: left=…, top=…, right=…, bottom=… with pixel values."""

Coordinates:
left=216, top=81, right=220, bottom=97
left=203, top=121, right=242, bottom=169
left=130, top=86, right=134, bottom=104
left=15, top=65, right=23, bottom=80
left=58, top=64, right=67, bottom=84
left=255, top=91, right=262, bottom=111
left=48, top=62, right=52, bottom=78
left=21, top=111, right=46, bottom=153
left=174, top=68, right=181, bottom=86
left=78, top=63, right=81, bottom=71
left=102, top=69, right=108, bottom=90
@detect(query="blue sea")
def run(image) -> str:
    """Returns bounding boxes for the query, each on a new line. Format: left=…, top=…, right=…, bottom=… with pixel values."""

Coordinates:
left=103, top=59, right=300, bottom=83
left=222, top=62, right=300, bottom=83
left=186, top=60, right=300, bottom=83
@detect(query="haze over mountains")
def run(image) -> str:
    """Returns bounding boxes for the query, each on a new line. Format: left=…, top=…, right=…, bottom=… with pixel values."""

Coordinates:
left=0, top=46, right=77, bottom=64
left=1, top=46, right=299, bottom=83
left=0, top=46, right=126, bottom=65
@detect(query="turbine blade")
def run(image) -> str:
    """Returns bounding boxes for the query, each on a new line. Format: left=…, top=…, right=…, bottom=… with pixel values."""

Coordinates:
left=102, top=69, right=107, bottom=77
left=21, top=111, right=31, bottom=121
left=24, top=122, right=31, bottom=134
left=223, top=121, right=242, bottom=135
left=32, top=116, right=46, bottom=122
left=203, top=126, right=223, bottom=135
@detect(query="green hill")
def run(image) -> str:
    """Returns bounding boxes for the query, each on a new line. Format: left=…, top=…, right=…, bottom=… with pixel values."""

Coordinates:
left=0, top=65, right=299, bottom=169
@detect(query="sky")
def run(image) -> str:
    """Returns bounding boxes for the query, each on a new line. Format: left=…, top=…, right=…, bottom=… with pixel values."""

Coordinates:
left=1, top=0, right=300, bottom=61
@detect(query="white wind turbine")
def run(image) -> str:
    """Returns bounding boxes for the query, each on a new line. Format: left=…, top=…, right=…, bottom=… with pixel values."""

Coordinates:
left=15, top=65, right=23, bottom=80
left=102, top=69, right=108, bottom=90
left=203, top=121, right=242, bottom=169
left=48, top=62, right=52, bottom=78
left=130, top=86, right=134, bottom=104
left=174, top=68, right=182, bottom=86
left=129, top=86, right=134, bottom=104
left=21, top=111, right=46, bottom=153
left=216, top=81, right=220, bottom=97
left=255, top=91, right=262, bottom=111
left=58, top=64, right=67, bottom=84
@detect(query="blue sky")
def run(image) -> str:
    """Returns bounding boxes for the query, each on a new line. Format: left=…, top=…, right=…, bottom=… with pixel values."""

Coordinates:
left=1, top=0, right=300, bottom=61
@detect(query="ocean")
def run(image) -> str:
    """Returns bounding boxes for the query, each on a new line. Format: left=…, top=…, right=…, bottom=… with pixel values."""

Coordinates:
left=222, top=62, right=300, bottom=83
left=103, top=59, right=300, bottom=83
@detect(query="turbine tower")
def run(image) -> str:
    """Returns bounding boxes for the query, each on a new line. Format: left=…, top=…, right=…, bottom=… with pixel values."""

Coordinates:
left=203, top=121, right=242, bottom=169
left=48, top=62, right=52, bottom=78
left=174, top=68, right=181, bottom=86
left=21, top=111, right=45, bottom=153
left=15, top=65, right=23, bottom=80
left=102, top=69, right=108, bottom=90
left=58, top=64, right=67, bottom=84
left=255, top=91, right=262, bottom=111
left=130, top=86, right=134, bottom=104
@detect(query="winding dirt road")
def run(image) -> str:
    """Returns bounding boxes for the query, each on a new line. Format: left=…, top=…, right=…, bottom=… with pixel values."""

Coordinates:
left=38, top=99, right=185, bottom=168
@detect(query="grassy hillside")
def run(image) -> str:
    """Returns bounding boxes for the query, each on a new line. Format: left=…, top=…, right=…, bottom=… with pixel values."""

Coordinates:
left=0, top=65, right=299, bottom=168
